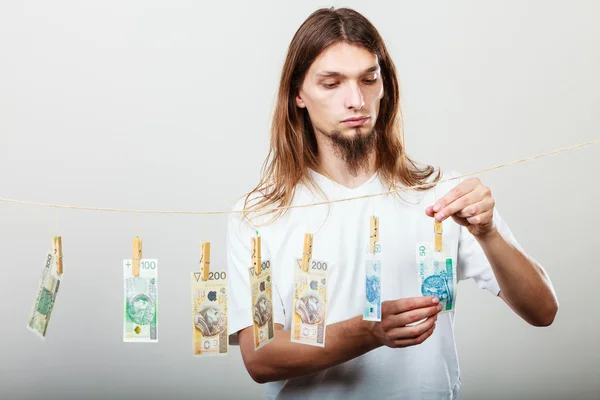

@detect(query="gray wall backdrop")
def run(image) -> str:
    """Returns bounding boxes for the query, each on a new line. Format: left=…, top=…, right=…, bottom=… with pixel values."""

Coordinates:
left=1, top=1, right=598, bottom=399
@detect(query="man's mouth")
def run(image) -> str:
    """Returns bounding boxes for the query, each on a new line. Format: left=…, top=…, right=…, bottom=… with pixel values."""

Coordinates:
left=341, top=116, right=370, bottom=127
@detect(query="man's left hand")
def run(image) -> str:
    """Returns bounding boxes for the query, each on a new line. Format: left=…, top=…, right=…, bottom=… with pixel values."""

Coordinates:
left=425, top=178, right=496, bottom=237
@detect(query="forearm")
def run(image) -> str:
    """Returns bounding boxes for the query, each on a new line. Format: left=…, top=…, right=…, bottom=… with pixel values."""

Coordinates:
left=476, top=227, right=558, bottom=326
left=240, top=316, right=381, bottom=383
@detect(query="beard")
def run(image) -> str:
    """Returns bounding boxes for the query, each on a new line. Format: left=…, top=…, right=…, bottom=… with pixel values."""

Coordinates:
left=326, top=128, right=377, bottom=176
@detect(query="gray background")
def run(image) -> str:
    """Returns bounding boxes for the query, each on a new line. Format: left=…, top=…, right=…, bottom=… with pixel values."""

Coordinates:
left=0, top=1, right=598, bottom=399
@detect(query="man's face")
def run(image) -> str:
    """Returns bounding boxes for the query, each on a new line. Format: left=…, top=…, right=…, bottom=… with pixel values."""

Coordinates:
left=296, top=41, right=384, bottom=140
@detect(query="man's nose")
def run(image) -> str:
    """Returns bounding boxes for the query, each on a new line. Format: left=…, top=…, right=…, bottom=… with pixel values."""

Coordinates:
left=345, top=83, right=365, bottom=110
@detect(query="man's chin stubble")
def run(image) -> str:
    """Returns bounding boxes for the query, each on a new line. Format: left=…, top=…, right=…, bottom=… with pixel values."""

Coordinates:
left=326, top=128, right=376, bottom=176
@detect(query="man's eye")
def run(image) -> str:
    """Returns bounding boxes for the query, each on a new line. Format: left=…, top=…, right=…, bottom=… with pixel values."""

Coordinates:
left=364, top=78, right=378, bottom=84
left=322, top=82, right=338, bottom=89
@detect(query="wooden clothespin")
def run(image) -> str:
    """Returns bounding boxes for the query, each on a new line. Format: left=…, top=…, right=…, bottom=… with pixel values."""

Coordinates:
left=252, top=233, right=262, bottom=275
left=434, top=220, right=443, bottom=252
left=132, top=237, right=142, bottom=276
left=301, top=233, right=313, bottom=272
left=433, top=184, right=443, bottom=252
left=201, top=242, right=211, bottom=281
left=52, top=236, right=63, bottom=274
left=369, top=216, right=379, bottom=254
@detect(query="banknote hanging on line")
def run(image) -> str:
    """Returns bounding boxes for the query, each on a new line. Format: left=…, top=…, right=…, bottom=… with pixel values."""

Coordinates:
left=364, top=216, right=382, bottom=321
left=292, top=233, right=329, bottom=347
left=417, top=220, right=456, bottom=313
left=123, top=238, right=158, bottom=342
left=191, top=242, right=228, bottom=356
left=27, top=238, right=64, bottom=339
left=249, top=234, right=275, bottom=350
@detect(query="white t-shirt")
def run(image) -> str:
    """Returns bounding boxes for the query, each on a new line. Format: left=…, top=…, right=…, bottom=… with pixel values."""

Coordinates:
left=227, top=169, right=521, bottom=400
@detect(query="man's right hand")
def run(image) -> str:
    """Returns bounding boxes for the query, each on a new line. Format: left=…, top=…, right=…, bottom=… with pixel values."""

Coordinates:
left=366, top=296, right=442, bottom=348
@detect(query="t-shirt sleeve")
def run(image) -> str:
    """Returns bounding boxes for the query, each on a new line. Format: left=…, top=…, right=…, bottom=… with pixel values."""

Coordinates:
left=226, top=203, right=286, bottom=345
left=457, top=206, right=523, bottom=296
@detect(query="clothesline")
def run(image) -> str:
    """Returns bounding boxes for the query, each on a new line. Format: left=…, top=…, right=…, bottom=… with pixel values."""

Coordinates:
left=1, top=139, right=598, bottom=215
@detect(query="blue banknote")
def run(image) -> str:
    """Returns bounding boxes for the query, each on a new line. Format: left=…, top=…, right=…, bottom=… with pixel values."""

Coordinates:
left=364, top=259, right=382, bottom=321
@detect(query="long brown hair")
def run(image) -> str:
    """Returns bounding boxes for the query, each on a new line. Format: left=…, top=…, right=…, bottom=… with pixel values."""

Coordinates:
left=243, top=7, right=439, bottom=223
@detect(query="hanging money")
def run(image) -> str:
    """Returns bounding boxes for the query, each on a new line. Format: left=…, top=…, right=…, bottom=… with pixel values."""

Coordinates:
left=291, top=258, right=329, bottom=347
left=416, top=242, right=456, bottom=313
left=27, top=252, right=62, bottom=339
left=364, top=258, right=382, bottom=321
left=123, top=259, right=158, bottom=342
left=248, top=260, right=274, bottom=350
left=191, top=271, right=228, bottom=356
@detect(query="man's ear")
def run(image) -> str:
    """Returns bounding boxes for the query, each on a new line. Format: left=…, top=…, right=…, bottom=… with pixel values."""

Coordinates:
left=296, top=93, right=306, bottom=108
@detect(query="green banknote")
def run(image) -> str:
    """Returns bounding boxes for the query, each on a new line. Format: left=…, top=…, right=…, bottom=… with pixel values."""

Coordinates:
left=27, top=252, right=62, bottom=339
left=123, top=259, right=158, bottom=342
left=416, top=242, right=456, bottom=313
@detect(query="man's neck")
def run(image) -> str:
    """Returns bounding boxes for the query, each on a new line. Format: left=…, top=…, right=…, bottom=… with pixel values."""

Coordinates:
left=316, top=136, right=377, bottom=190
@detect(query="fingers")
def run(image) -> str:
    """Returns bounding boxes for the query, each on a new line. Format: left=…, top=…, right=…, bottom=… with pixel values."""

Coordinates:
left=378, top=298, right=443, bottom=349
left=425, top=205, right=435, bottom=217
left=426, top=179, right=496, bottom=225
left=383, top=296, right=439, bottom=315
left=432, top=178, right=480, bottom=214
left=435, top=185, right=487, bottom=222
left=382, top=304, right=441, bottom=330
left=392, top=322, right=437, bottom=348
left=456, top=196, right=495, bottom=219
left=466, top=209, right=493, bottom=226
left=384, top=314, right=437, bottom=344
left=402, top=304, right=442, bottom=326
left=450, top=214, right=471, bottom=227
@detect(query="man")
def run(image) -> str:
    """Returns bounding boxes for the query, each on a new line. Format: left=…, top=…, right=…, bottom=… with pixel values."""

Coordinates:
left=227, top=7, right=558, bottom=400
